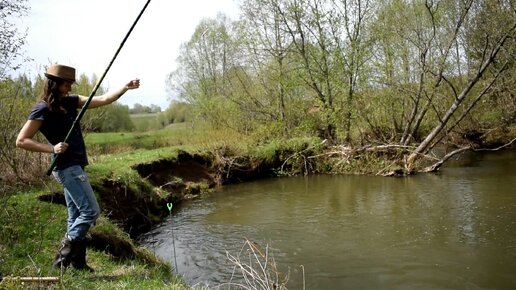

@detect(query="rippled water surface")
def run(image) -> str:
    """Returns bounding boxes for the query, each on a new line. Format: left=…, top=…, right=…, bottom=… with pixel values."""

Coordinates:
left=139, top=150, right=516, bottom=289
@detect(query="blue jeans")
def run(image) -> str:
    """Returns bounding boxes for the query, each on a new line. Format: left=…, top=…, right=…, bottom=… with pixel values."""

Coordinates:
left=52, top=165, right=100, bottom=241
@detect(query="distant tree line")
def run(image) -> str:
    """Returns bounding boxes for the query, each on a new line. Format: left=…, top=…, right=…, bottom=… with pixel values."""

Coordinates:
left=129, top=103, right=162, bottom=114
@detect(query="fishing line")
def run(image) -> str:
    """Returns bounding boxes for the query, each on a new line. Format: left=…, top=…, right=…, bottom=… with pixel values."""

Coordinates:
left=167, top=202, right=179, bottom=274
left=46, top=0, right=152, bottom=175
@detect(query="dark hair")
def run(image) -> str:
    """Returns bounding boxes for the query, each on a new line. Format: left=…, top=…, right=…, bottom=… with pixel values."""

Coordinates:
left=40, top=77, right=65, bottom=113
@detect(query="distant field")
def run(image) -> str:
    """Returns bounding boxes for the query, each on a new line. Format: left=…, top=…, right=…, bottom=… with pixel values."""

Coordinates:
left=130, top=113, right=159, bottom=118
left=85, top=122, right=188, bottom=144
left=84, top=122, right=249, bottom=156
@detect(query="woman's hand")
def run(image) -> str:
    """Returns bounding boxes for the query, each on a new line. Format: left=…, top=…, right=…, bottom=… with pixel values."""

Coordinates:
left=125, top=79, right=140, bottom=90
left=53, top=142, right=69, bottom=154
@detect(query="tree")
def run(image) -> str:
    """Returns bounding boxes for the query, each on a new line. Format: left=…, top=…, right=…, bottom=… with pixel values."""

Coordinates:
left=168, top=0, right=515, bottom=173
left=329, top=0, right=376, bottom=142
left=239, top=0, right=295, bottom=135
left=150, top=104, right=161, bottom=113
left=69, top=72, right=134, bottom=132
left=169, top=14, right=240, bottom=129
left=72, top=73, right=109, bottom=132
left=276, top=0, right=340, bottom=141
left=0, top=75, right=44, bottom=186
left=0, top=1, right=34, bottom=188
left=163, top=101, right=192, bottom=124
left=130, top=103, right=146, bottom=114
left=97, top=103, right=134, bottom=132
left=403, top=0, right=516, bottom=170
left=0, top=0, right=29, bottom=79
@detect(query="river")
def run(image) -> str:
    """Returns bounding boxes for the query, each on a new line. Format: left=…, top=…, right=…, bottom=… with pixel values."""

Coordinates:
left=138, top=150, right=516, bottom=289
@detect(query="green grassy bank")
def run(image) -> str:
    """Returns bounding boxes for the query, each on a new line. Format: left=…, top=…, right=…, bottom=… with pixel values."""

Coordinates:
left=0, top=186, right=187, bottom=289
left=0, top=124, right=232, bottom=289
left=0, top=124, right=318, bottom=289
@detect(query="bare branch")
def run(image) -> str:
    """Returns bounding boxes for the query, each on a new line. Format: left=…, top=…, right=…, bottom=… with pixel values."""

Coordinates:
left=421, top=146, right=471, bottom=172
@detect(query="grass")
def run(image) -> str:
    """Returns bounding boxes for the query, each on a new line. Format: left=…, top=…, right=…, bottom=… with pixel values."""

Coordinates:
left=0, top=123, right=267, bottom=290
left=0, top=187, right=187, bottom=290
left=85, top=122, right=251, bottom=156
left=0, top=123, right=330, bottom=290
left=87, top=147, right=183, bottom=185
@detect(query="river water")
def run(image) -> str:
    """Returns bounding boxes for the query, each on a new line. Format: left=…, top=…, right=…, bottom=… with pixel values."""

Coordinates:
left=139, top=150, right=516, bottom=289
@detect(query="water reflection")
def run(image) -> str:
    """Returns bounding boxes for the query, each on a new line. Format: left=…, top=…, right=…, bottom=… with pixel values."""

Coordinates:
left=139, top=150, right=516, bottom=289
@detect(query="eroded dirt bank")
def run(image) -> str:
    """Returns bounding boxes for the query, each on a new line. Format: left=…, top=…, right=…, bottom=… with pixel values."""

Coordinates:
left=39, top=149, right=287, bottom=259
left=94, top=150, right=275, bottom=239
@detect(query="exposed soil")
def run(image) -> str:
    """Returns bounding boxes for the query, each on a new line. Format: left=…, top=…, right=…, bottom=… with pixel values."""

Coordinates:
left=88, top=231, right=137, bottom=261
left=38, top=149, right=281, bottom=260
left=38, top=191, right=66, bottom=205
left=93, top=179, right=165, bottom=238
left=132, top=150, right=217, bottom=196
left=131, top=150, right=276, bottom=188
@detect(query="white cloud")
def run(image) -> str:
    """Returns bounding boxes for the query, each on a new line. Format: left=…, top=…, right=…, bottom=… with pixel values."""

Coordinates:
left=17, top=0, right=240, bottom=109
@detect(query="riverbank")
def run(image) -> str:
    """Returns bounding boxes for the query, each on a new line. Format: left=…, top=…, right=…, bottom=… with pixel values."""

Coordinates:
left=1, top=129, right=514, bottom=289
left=0, top=186, right=187, bottom=289
left=0, top=134, right=328, bottom=288
left=0, top=137, right=321, bottom=289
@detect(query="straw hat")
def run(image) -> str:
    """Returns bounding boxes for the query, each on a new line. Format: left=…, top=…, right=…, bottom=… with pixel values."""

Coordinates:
left=44, top=64, right=76, bottom=83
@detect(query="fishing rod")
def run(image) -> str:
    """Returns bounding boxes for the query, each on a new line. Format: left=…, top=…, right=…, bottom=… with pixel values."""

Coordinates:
left=46, top=0, right=152, bottom=176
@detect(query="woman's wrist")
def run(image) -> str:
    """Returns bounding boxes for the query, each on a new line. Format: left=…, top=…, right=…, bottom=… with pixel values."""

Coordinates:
left=115, top=87, right=128, bottom=100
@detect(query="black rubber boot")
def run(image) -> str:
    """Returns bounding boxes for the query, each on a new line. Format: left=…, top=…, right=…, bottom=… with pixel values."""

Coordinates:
left=71, top=239, right=94, bottom=272
left=52, top=237, right=73, bottom=269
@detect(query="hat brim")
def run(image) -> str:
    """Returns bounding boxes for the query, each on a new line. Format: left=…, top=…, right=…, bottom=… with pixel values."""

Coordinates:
left=44, top=73, right=75, bottom=83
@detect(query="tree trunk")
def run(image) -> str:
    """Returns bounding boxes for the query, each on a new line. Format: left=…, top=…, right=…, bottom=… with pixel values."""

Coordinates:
left=406, top=23, right=515, bottom=170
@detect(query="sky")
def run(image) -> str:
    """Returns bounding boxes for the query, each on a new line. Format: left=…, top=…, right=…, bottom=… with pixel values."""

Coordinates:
left=15, top=0, right=240, bottom=110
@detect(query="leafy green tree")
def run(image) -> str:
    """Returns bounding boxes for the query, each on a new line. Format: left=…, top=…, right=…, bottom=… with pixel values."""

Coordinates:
left=329, top=0, right=376, bottom=142
left=169, top=14, right=240, bottom=130
left=367, top=0, right=515, bottom=169
left=239, top=0, right=294, bottom=135
left=464, top=0, right=516, bottom=127
left=163, top=101, right=192, bottom=124
left=238, top=0, right=376, bottom=142
left=72, top=73, right=108, bottom=132
left=129, top=103, right=162, bottom=114
left=97, top=103, right=134, bottom=132
left=400, top=0, right=516, bottom=168
left=0, top=0, right=29, bottom=79
left=0, top=1, right=35, bottom=188
left=130, top=103, right=148, bottom=114
left=167, top=0, right=515, bottom=172
left=150, top=104, right=161, bottom=113
left=0, top=75, right=44, bottom=186
left=273, top=0, right=340, bottom=141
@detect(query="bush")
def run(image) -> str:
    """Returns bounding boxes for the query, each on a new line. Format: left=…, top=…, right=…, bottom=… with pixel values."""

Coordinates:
left=0, top=77, right=50, bottom=189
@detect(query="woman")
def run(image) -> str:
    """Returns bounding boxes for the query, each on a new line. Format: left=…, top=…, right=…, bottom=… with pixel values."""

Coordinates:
left=16, top=64, right=140, bottom=272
